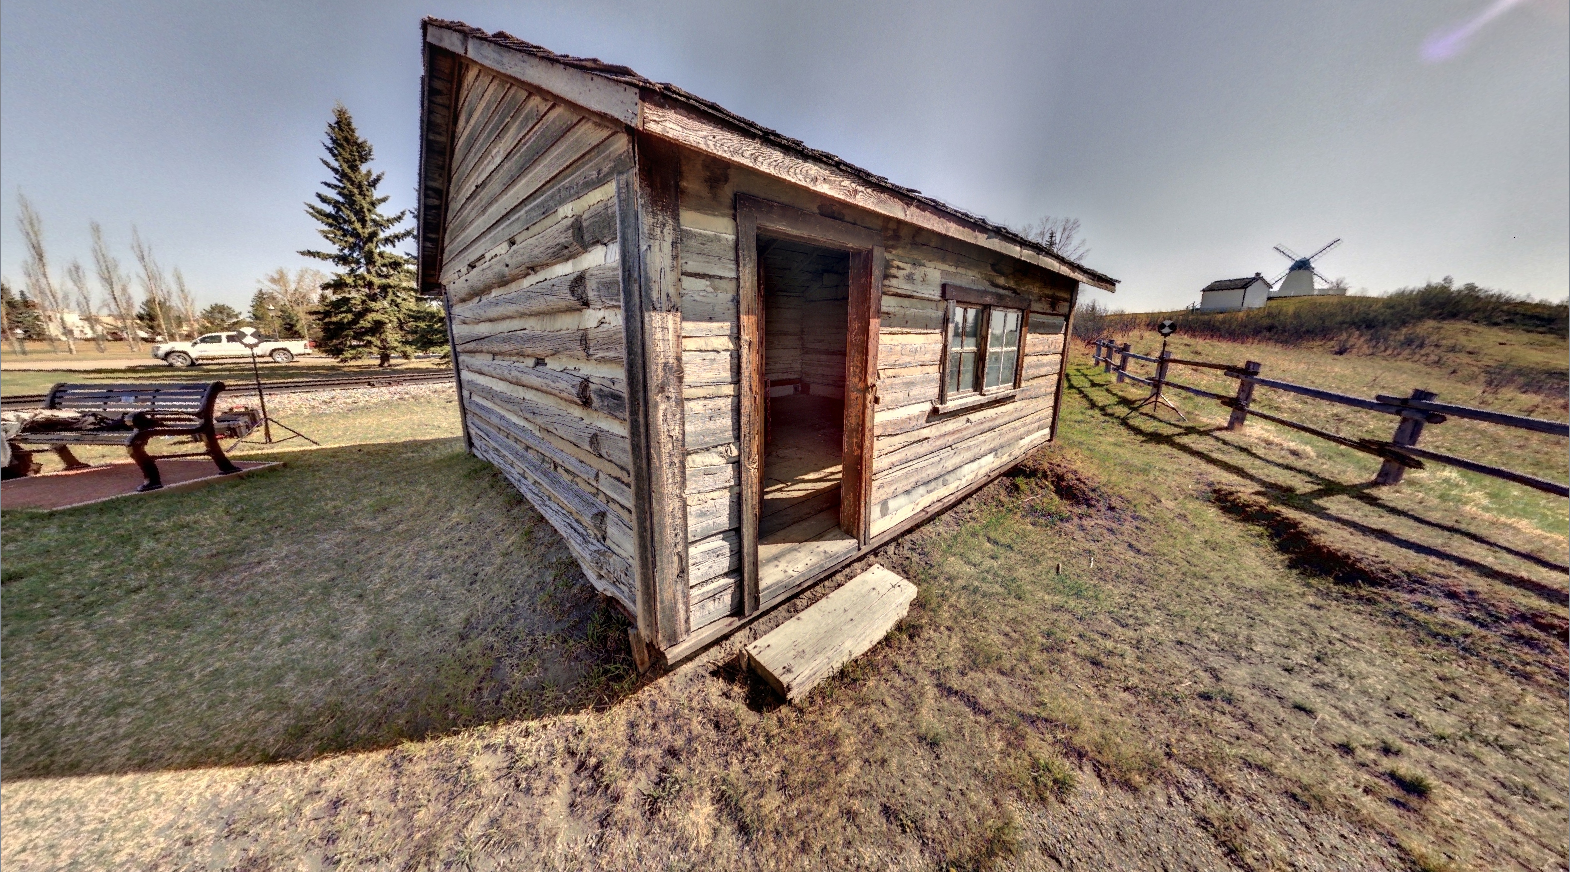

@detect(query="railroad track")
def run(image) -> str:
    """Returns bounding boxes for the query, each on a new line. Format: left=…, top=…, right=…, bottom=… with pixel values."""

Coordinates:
left=1, top=370, right=456, bottom=410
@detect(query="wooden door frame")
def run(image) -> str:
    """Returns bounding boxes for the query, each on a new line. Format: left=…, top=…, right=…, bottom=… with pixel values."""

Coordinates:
left=735, top=194, right=883, bottom=615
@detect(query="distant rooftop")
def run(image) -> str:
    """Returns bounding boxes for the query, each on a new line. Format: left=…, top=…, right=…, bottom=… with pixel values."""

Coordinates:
left=1201, top=273, right=1270, bottom=293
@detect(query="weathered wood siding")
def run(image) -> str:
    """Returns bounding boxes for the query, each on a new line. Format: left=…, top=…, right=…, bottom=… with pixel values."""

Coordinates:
left=672, top=151, right=1076, bottom=630
left=870, top=250, right=1071, bottom=537
left=442, top=62, right=638, bottom=609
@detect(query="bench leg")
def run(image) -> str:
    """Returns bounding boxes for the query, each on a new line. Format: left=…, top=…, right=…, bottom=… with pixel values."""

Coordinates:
left=53, top=445, right=91, bottom=470
left=3, top=442, right=35, bottom=480
left=128, top=437, right=163, bottom=491
left=202, top=424, right=242, bottom=475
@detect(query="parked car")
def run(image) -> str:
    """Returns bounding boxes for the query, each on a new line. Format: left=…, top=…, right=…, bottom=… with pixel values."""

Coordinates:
left=150, top=333, right=313, bottom=367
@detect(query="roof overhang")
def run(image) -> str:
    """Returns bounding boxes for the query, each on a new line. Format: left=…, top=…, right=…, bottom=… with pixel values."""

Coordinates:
left=419, top=19, right=1118, bottom=293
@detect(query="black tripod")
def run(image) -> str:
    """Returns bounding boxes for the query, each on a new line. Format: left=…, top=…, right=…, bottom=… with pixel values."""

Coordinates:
left=233, top=347, right=319, bottom=447
left=1125, top=335, right=1187, bottom=422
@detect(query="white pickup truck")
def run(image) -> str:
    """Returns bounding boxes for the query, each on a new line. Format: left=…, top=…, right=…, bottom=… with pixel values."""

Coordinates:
left=150, top=333, right=313, bottom=367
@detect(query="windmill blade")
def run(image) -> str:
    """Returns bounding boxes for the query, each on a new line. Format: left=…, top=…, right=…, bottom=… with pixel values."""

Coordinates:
left=1273, top=245, right=1300, bottom=261
left=1306, top=238, right=1341, bottom=262
left=1271, top=268, right=1290, bottom=284
left=1313, top=269, right=1332, bottom=285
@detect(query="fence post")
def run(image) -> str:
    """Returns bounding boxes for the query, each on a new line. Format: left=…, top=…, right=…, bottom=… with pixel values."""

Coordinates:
left=1115, top=342, right=1131, bottom=383
left=1102, top=341, right=1114, bottom=374
left=1093, top=340, right=1104, bottom=366
left=1374, top=388, right=1437, bottom=486
left=1226, top=361, right=1261, bottom=430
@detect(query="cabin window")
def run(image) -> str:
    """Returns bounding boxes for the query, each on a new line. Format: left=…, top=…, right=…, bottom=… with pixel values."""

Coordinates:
left=983, top=309, right=1022, bottom=389
left=939, top=284, right=1032, bottom=404
left=946, top=305, right=982, bottom=396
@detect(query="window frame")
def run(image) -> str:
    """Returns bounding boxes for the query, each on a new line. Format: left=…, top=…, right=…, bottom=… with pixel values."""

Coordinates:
left=936, top=283, right=1033, bottom=412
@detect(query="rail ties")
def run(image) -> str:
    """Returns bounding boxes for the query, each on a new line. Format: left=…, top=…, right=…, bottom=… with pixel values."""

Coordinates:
left=1, top=370, right=455, bottom=410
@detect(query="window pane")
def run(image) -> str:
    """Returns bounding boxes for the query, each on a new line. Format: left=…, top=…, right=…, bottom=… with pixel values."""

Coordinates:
left=982, top=309, right=1023, bottom=389
left=984, top=351, right=1003, bottom=388
left=959, top=306, right=979, bottom=350
left=989, top=310, right=1008, bottom=350
left=948, top=306, right=984, bottom=396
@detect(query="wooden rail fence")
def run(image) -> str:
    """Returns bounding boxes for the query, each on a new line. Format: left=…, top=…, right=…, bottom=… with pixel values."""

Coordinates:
left=1091, top=338, right=1570, bottom=498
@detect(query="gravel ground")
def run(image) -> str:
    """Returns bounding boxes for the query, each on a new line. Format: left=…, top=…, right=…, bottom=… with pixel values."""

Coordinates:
left=243, top=382, right=456, bottom=416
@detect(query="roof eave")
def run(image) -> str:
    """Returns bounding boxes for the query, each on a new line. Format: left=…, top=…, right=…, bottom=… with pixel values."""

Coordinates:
left=420, top=18, right=1119, bottom=293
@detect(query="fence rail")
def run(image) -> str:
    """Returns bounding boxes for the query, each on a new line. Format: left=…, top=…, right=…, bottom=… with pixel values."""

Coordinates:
left=1091, top=338, right=1569, bottom=498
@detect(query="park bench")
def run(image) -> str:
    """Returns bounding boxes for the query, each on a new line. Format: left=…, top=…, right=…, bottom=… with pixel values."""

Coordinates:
left=4, top=382, right=245, bottom=491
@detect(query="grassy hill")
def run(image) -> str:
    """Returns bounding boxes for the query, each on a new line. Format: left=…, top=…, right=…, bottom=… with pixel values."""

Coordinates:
left=1084, top=281, right=1569, bottom=401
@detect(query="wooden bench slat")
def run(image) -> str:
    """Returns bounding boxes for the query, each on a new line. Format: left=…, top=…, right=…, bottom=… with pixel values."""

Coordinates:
left=15, top=432, right=138, bottom=446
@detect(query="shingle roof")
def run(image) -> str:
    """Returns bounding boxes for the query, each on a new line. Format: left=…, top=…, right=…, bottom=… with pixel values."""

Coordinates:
left=1201, top=275, right=1270, bottom=293
left=423, top=18, right=1116, bottom=289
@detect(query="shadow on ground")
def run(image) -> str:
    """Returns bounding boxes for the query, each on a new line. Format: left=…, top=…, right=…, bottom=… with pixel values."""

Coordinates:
left=1, top=437, right=640, bottom=779
left=1069, top=368, right=1568, bottom=589
left=1067, top=367, right=1569, bottom=678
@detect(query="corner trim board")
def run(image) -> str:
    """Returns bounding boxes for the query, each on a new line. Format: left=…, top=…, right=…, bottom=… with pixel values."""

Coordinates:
left=425, top=23, right=642, bottom=128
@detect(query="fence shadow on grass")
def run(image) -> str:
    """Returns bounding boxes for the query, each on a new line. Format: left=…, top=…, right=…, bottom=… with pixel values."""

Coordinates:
left=0, top=437, right=643, bottom=779
left=1066, top=367, right=1569, bottom=602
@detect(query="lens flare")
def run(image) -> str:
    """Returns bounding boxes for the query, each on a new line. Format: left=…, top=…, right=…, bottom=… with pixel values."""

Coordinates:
left=1422, top=0, right=1528, bottom=61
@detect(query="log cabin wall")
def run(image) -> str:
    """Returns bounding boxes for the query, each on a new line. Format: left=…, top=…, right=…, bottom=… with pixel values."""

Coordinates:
left=439, top=61, right=640, bottom=612
left=672, top=149, right=1076, bottom=633
left=871, top=255, right=1072, bottom=537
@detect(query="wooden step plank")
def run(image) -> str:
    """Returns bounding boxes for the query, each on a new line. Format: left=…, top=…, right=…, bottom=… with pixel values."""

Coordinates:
left=745, top=564, right=916, bottom=702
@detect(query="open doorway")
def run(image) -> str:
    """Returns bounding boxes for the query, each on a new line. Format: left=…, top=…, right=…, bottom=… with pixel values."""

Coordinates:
left=755, top=236, right=858, bottom=597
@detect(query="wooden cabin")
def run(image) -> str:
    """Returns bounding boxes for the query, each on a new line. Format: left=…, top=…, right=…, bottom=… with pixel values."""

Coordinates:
left=416, top=19, right=1118, bottom=663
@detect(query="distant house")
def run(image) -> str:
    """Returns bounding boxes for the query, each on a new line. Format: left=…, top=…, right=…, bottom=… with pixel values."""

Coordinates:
left=1198, top=274, right=1271, bottom=312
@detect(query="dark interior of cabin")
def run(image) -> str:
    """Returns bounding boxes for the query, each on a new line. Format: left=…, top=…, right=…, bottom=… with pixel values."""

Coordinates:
left=758, top=237, right=850, bottom=540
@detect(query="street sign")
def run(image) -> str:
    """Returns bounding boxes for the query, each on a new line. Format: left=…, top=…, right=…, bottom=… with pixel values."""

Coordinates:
left=1157, top=319, right=1177, bottom=337
left=236, top=326, right=262, bottom=348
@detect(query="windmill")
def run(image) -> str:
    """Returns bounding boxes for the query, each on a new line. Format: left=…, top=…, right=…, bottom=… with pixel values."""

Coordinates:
left=1270, top=239, right=1342, bottom=298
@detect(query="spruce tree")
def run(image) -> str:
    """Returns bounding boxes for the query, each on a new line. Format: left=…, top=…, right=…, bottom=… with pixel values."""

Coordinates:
left=301, top=105, right=443, bottom=366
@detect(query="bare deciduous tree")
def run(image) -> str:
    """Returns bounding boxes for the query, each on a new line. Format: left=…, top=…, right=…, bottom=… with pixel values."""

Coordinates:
left=16, top=192, right=74, bottom=353
left=1019, top=215, right=1090, bottom=263
left=0, top=277, right=24, bottom=354
left=1072, top=297, right=1110, bottom=344
left=129, top=226, right=175, bottom=342
left=258, top=267, right=326, bottom=341
left=92, top=222, right=140, bottom=351
left=66, top=260, right=108, bottom=352
left=173, top=268, right=200, bottom=340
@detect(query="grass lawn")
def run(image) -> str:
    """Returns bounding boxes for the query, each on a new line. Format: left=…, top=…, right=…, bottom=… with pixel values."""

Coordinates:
left=1, top=340, right=152, bottom=364
left=2, top=342, right=1565, bottom=871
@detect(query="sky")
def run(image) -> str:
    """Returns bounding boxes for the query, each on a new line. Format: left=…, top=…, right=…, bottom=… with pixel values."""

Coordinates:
left=1, top=0, right=1566, bottom=314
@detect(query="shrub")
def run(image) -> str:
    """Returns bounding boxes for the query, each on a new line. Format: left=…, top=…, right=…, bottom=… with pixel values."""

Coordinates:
left=1101, top=279, right=1567, bottom=346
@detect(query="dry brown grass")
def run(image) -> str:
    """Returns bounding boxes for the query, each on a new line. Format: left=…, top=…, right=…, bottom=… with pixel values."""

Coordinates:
left=3, top=349, right=1566, bottom=871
